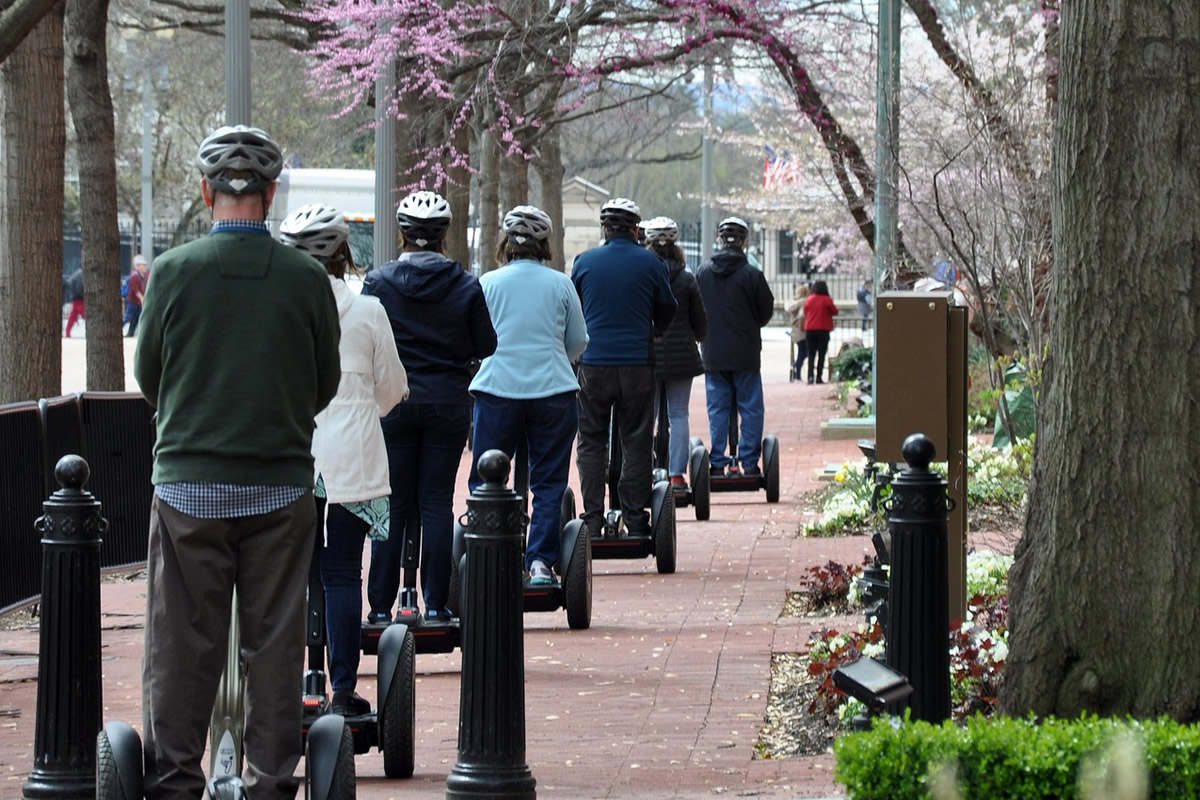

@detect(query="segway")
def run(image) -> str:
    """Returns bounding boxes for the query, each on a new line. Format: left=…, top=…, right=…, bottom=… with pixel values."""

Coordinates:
left=696, top=389, right=781, bottom=503
left=653, top=388, right=711, bottom=521
left=97, top=595, right=357, bottom=800
left=301, top=509, right=418, bottom=779
left=451, top=439, right=592, bottom=629
left=362, top=506, right=461, bottom=656
left=589, top=408, right=677, bottom=574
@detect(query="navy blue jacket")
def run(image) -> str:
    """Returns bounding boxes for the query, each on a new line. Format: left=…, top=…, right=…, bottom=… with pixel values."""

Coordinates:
left=694, top=249, right=775, bottom=371
left=363, top=251, right=496, bottom=405
left=571, top=234, right=676, bottom=366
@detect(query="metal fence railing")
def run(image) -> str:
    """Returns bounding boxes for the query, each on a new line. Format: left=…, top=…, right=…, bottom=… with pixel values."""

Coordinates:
left=0, top=393, right=154, bottom=615
left=62, top=220, right=211, bottom=277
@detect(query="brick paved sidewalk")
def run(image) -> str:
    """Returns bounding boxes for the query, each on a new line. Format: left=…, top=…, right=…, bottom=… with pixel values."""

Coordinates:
left=2, top=332, right=873, bottom=799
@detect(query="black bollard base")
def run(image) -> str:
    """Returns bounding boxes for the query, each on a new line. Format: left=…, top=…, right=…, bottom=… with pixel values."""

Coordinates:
left=446, top=764, right=537, bottom=800
left=22, top=771, right=94, bottom=800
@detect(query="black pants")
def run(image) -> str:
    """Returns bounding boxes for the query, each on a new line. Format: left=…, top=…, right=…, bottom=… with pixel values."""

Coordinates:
left=576, top=364, right=656, bottom=534
left=805, top=330, right=831, bottom=382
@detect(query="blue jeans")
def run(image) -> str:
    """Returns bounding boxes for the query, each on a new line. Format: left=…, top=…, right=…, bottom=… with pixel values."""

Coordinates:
left=704, top=371, right=765, bottom=471
left=468, top=391, right=578, bottom=570
left=655, top=377, right=695, bottom=477
left=123, top=301, right=142, bottom=335
left=367, top=402, right=471, bottom=614
left=318, top=499, right=368, bottom=693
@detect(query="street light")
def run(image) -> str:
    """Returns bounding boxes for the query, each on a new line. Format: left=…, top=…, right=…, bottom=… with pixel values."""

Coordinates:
left=140, top=63, right=169, bottom=266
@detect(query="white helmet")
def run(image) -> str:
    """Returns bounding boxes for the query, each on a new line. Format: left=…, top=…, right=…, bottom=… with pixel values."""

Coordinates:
left=196, top=125, right=283, bottom=195
left=279, top=203, right=349, bottom=262
left=396, top=190, right=452, bottom=247
left=600, top=197, right=641, bottom=229
left=502, top=205, right=553, bottom=243
left=718, top=216, right=750, bottom=245
left=642, top=216, right=679, bottom=245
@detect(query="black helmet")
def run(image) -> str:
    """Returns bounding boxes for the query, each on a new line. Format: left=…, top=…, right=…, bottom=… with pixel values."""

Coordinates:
left=600, top=197, right=641, bottom=230
left=196, top=125, right=283, bottom=195
left=396, top=191, right=452, bottom=247
left=718, top=216, right=750, bottom=246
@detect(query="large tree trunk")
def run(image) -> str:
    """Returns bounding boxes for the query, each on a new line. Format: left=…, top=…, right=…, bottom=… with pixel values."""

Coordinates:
left=0, top=6, right=64, bottom=403
left=0, top=0, right=62, bottom=63
left=1002, top=0, right=1200, bottom=720
left=477, top=125, right=500, bottom=274
left=66, top=0, right=123, bottom=391
left=537, top=126, right=566, bottom=272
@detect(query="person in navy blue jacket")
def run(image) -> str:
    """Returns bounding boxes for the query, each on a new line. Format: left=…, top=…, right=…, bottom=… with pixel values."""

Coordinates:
left=363, top=190, right=497, bottom=624
left=571, top=197, right=676, bottom=537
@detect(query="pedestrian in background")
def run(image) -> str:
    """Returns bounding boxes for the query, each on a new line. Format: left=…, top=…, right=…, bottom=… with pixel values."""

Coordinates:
left=64, top=268, right=85, bottom=337
left=856, top=279, right=872, bottom=332
left=802, top=280, right=839, bottom=384
left=786, top=284, right=810, bottom=381
left=124, top=254, right=150, bottom=336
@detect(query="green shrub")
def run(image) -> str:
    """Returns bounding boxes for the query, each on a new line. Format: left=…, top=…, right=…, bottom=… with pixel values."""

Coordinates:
left=834, top=714, right=1200, bottom=799
left=831, top=345, right=873, bottom=383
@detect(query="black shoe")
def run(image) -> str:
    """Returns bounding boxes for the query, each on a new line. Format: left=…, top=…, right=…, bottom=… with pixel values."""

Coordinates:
left=815, top=378, right=825, bottom=384
left=710, top=464, right=727, bottom=477
left=423, top=607, right=457, bottom=624
left=742, top=465, right=762, bottom=477
left=330, top=691, right=371, bottom=717
left=366, top=610, right=391, bottom=625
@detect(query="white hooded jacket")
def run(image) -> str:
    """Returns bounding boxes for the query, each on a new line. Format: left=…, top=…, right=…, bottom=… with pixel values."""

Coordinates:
left=312, top=276, right=409, bottom=503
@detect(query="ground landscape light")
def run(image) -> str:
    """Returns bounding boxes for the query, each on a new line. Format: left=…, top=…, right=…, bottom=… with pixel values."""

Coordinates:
left=832, top=657, right=913, bottom=730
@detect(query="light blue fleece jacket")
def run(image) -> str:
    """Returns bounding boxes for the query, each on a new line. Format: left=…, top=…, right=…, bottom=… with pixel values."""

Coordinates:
left=469, top=259, right=588, bottom=399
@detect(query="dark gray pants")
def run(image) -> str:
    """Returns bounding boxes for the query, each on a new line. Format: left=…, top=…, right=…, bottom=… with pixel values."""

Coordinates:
left=576, top=364, right=656, bottom=534
left=142, top=493, right=314, bottom=800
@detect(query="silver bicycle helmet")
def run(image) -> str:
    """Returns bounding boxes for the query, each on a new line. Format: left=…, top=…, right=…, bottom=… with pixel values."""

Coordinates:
left=278, top=203, right=349, bottom=262
left=502, top=205, right=553, bottom=243
left=642, top=216, right=679, bottom=245
left=396, top=190, right=452, bottom=247
left=196, top=125, right=283, bottom=195
left=718, top=216, right=750, bottom=245
left=600, top=197, right=641, bottom=229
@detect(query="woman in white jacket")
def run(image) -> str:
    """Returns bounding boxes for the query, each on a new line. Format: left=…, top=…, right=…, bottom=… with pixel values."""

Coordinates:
left=280, top=204, right=409, bottom=717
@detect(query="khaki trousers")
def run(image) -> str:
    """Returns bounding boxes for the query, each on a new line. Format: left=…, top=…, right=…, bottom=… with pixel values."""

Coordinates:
left=141, top=493, right=315, bottom=800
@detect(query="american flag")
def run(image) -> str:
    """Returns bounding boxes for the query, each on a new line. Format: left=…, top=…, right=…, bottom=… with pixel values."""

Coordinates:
left=763, top=144, right=801, bottom=189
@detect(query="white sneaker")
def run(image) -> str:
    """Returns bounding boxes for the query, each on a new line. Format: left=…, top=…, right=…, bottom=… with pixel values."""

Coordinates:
left=528, top=560, right=553, bottom=585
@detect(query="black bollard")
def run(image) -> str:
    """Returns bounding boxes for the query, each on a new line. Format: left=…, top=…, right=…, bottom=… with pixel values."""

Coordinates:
left=446, top=450, right=536, bottom=800
left=884, top=434, right=951, bottom=724
left=22, top=455, right=106, bottom=800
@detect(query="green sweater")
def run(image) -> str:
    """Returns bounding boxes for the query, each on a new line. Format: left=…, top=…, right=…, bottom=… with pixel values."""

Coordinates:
left=134, top=230, right=341, bottom=487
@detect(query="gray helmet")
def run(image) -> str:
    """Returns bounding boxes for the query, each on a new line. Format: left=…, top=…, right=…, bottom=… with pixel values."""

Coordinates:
left=643, top=216, right=679, bottom=245
left=600, top=197, right=641, bottom=229
left=718, top=216, right=750, bottom=245
left=196, top=125, right=283, bottom=195
left=396, top=190, right=452, bottom=247
left=279, top=203, right=349, bottom=262
left=502, top=205, right=553, bottom=243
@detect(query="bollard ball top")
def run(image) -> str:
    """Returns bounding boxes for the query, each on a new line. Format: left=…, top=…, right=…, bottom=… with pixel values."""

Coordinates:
left=54, top=454, right=90, bottom=489
left=901, top=434, right=936, bottom=470
left=476, top=449, right=511, bottom=486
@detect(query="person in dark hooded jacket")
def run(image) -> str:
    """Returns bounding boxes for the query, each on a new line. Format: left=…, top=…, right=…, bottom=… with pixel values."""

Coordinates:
left=363, top=190, right=497, bottom=624
left=644, top=216, right=707, bottom=492
left=694, top=216, right=775, bottom=476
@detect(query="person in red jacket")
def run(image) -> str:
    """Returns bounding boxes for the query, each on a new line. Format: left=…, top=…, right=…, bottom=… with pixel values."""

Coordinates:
left=801, top=280, right=839, bottom=384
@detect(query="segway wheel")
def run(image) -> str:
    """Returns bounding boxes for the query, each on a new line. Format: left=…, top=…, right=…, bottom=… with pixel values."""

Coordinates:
left=97, top=728, right=136, bottom=800
left=563, top=521, right=592, bottom=630
left=381, top=629, right=416, bottom=778
left=560, top=486, right=577, bottom=529
left=764, top=435, right=780, bottom=503
left=328, top=723, right=356, bottom=800
left=653, top=487, right=677, bottom=574
left=689, top=445, right=711, bottom=522
left=689, top=436, right=704, bottom=451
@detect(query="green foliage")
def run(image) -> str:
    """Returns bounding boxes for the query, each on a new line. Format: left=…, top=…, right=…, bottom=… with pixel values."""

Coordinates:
left=831, top=345, right=872, bottom=383
left=993, top=360, right=1037, bottom=448
left=798, top=559, right=866, bottom=609
left=834, top=715, right=1200, bottom=799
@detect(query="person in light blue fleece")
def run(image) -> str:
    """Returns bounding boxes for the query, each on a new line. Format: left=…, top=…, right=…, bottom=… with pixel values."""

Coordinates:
left=468, top=205, right=588, bottom=585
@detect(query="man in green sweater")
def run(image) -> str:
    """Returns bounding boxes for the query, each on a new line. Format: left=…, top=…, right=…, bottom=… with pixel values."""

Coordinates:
left=133, top=125, right=340, bottom=800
